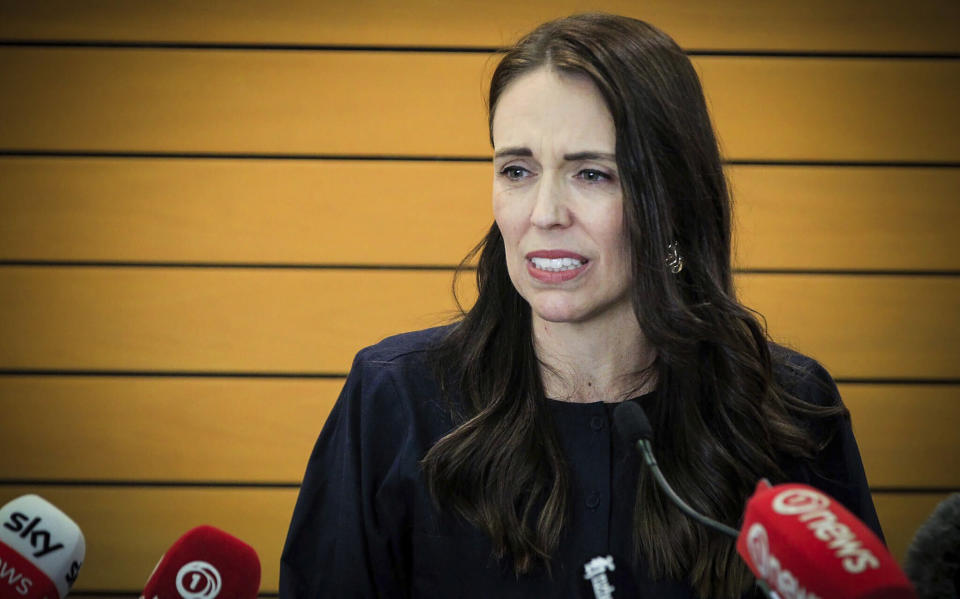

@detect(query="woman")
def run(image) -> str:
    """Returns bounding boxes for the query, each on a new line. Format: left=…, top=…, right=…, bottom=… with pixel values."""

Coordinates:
left=280, top=13, right=881, bottom=598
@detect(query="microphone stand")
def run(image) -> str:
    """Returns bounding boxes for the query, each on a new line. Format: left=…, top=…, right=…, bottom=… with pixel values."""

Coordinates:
left=634, top=437, right=777, bottom=599
left=616, top=403, right=776, bottom=599
left=633, top=437, right=739, bottom=539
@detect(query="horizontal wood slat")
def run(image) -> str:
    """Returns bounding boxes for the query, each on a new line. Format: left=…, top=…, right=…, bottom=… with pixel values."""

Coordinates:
left=844, top=385, right=960, bottom=488
left=730, top=166, right=960, bottom=271
left=733, top=274, right=959, bottom=379
left=0, top=377, right=339, bottom=482
left=0, top=0, right=957, bottom=53
left=0, top=268, right=472, bottom=373
left=0, top=268, right=957, bottom=378
left=0, top=158, right=493, bottom=267
left=0, top=486, right=946, bottom=592
left=0, top=377, right=955, bottom=487
left=0, top=48, right=492, bottom=157
left=873, top=492, right=955, bottom=564
left=2, top=158, right=958, bottom=271
left=694, top=57, right=960, bottom=163
left=1, top=49, right=958, bottom=161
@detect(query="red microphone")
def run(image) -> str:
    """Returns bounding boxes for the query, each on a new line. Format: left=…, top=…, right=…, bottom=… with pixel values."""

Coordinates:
left=140, top=525, right=260, bottom=599
left=737, top=481, right=915, bottom=599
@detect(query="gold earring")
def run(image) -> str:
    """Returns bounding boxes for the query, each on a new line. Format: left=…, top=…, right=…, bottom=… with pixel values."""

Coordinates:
left=666, top=242, right=684, bottom=274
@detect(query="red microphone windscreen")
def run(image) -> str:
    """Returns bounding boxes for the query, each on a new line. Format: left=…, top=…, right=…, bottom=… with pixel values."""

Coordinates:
left=0, top=539, right=59, bottom=598
left=737, top=482, right=915, bottom=599
left=140, top=526, right=260, bottom=599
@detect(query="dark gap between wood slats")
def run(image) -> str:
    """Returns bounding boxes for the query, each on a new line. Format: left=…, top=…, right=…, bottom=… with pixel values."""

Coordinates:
left=0, top=479, right=300, bottom=488
left=0, top=150, right=493, bottom=162
left=0, top=260, right=468, bottom=271
left=1, top=480, right=955, bottom=494
left=0, top=369, right=349, bottom=379
left=2, top=261, right=960, bottom=277
left=1, top=39, right=959, bottom=60
left=2, top=370, right=959, bottom=385
left=2, top=150, right=960, bottom=169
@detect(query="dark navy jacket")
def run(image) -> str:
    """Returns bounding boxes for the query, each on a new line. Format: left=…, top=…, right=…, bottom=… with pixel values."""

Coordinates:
left=280, top=326, right=882, bottom=598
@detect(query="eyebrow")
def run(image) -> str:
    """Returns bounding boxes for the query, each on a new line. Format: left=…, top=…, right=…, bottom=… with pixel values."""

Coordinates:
left=493, top=147, right=532, bottom=159
left=492, top=147, right=616, bottom=162
left=563, top=151, right=616, bottom=162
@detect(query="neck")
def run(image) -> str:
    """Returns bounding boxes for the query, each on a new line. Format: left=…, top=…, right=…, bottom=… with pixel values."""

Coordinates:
left=532, top=308, right=655, bottom=403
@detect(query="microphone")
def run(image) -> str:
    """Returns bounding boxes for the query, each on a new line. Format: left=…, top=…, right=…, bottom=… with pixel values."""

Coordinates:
left=903, top=492, right=960, bottom=599
left=614, top=401, right=915, bottom=598
left=0, top=494, right=86, bottom=599
left=613, top=401, right=780, bottom=599
left=613, top=402, right=775, bottom=597
left=578, top=553, right=639, bottom=599
left=140, top=525, right=260, bottom=599
left=738, top=480, right=916, bottom=599
left=613, top=401, right=739, bottom=539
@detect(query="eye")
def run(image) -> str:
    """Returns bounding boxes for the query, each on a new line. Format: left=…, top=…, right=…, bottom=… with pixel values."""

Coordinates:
left=576, top=169, right=612, bottom=183
left=499, top=165, right=532, bottom=181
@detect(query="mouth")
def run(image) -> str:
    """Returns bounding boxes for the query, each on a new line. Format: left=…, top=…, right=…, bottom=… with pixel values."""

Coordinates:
left=525, top=251, right=590, bottom=282
left=528, top=256, right=586, bottom=272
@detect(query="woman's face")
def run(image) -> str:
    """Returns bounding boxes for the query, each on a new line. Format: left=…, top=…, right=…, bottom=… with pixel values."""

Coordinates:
left=492, top=68, right=632, bottom=327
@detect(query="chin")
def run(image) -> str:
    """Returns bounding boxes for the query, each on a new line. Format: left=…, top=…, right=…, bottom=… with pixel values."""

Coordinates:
left=528, top=299, right=590, bottom=324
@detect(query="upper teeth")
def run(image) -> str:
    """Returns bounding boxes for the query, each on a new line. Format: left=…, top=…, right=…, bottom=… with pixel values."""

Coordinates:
left=531, top=257, right=583, bottom=271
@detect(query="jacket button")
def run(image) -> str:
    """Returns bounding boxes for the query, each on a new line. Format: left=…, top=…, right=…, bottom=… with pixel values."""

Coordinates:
left=586, top=492, right=601, bottom=509
left=590, top=415, right=604, bottom=431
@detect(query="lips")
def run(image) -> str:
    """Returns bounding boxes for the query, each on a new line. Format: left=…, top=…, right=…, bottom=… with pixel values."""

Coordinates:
left=525, top=250, right=588, bottom=260
left=525, top=250, right=590, bottom=283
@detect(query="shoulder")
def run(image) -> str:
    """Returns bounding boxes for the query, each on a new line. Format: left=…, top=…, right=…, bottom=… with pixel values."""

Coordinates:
left=768, top=347, right=882, bottom=536
left=770, top=343, right=841, bottom=409
left=340, top=324, right=457, bottom=425
left=354, top=324, right=454, bottom=368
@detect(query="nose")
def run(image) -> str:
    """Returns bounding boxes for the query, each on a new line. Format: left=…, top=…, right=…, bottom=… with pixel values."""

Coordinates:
left=529, top=174, right=571, bottom=229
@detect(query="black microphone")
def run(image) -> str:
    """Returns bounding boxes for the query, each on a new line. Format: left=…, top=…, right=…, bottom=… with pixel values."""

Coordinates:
left=577, top=553, right=639, bottom=599
left=613, top=402, right=777, bottom=598
left=904, top=492, right=960, bottom=599
left=613, top=401, right=739, bottom=539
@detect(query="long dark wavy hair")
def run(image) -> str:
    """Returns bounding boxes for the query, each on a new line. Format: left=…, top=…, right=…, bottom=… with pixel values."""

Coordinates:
left=422, top=13, right=843, bottom=599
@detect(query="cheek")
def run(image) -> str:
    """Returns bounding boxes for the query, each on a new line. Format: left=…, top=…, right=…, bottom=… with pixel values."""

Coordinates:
left=492, top=194, right=525, bottom=254
left=598, top=211, right=630, bottom=268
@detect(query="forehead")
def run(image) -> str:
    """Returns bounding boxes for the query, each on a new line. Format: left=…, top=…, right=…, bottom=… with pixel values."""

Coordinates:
left=491, top=68, right=615, bottom=152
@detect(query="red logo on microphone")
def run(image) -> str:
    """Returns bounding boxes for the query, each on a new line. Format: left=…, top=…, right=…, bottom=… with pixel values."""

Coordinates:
left=175, top=561, right=221, bottom=599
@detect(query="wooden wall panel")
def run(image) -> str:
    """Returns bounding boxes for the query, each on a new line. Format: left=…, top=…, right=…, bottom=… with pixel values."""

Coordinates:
left=0, top=158, right=493, bottom=266
left=844, top=385, right=960, bottom=487
left=874, top=492, right=954, bottom=563
left=0, top=268, right=957, bottom=378
left=0, top=486, right=945, bottom=592
left=0, top=48, right=493, bottom=157
left=2, top=159, right=958, bottom=271
left=0, top=377, right=340, bottom=482
left=735, top=274, right=959, bottom=379
left=1, top=0, right=958, bottom=53
left=0, top=268, right=473, bottom=372
left=1, top=49, right=958, bottom=161
left=0, top=378, right=955, bottom=488
left=731, top=166, right=960, bottom=271
left=694, top=56, right=960, bottom=162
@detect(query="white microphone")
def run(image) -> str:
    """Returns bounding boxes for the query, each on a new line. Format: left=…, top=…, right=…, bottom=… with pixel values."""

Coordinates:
left=0, top=494, right=85, bottom=598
